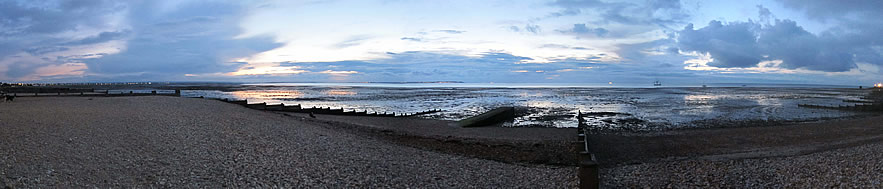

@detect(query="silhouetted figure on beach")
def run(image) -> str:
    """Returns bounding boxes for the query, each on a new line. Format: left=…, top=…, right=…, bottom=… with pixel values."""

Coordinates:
left=309, top=112, right=316, bottom=118
left=4, top=95, right=14, bottom=102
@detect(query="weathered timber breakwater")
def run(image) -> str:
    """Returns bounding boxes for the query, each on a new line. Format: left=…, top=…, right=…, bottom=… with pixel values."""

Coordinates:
left=576, top=111, right=600, bottom=188
left=214, top=98, right=442, bottom=117
left=1, top=87, right=445, bottom=117
left=798, top=88, right=883, bottom=111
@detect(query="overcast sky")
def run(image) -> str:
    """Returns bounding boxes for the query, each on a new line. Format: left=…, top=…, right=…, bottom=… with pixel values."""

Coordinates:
left=1, top=0, right=882, bottom=85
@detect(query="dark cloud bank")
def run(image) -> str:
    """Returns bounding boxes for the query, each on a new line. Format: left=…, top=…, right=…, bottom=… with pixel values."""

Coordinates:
left=84, top=1, right=282, bottom=80
left=550, top=0, right=882, bottom=75
left=678, top=2, right=883, bottom=72
left=0, top=0, right=281, bottom=81
left=678, top=19, right=856, bottom=72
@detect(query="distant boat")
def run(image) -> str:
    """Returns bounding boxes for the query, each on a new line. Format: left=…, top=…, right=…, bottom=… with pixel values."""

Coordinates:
left=653, top=81, right=661, bottom=86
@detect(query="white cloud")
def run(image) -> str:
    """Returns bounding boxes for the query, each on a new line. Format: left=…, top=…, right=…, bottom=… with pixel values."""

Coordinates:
left=233, top=0, right=659, bottom=67
left=319, top=70, right=358, bottom=75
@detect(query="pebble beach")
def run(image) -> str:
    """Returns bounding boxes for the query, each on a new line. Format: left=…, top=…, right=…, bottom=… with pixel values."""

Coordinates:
left=2, top=96, right=882, bottom=187
left=593, top=111, right=883, bottom=187
left=0, top=96, right=576, bottom=188
left=605, top=142, right=883, bottom=187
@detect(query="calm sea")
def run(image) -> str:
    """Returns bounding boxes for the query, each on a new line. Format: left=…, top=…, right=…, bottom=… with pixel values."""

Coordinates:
left=175, top=83, right=871, bottom=130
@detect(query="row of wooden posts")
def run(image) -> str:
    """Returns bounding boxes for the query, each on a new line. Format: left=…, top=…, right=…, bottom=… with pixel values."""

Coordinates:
left=791, top=91, right=882, bottom=112
left=208, top=97, right=442, bottom=117
left=797, top=103, right=882, bottom=111
left=576, top=111, right=600, bottom=189
left=3, top=89, right=443, bottom=117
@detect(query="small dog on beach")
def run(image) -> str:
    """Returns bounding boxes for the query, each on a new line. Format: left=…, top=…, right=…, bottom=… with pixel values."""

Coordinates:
left=4, top=95, right=14, bottom=102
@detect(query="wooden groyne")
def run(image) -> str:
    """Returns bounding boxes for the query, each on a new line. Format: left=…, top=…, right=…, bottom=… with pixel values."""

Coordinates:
left=576, top=111, right=600, bottom=189
left=797, top=103, right=882, bottom=111
left=3, top=89, right=442, bottom=118
left=798, top=88, right=883, bottom=112
left=405, top=109, right=443, bottom=117
left=842, top=99, right=874, bottom=103
left=211, top=98, right=441, bottom=118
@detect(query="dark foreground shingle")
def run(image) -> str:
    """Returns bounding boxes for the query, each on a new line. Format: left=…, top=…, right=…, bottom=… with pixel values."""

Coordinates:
left=0, top=96, right=576, bottom=188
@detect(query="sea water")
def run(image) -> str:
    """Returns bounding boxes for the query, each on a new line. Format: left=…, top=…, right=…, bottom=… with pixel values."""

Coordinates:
left=180, top=83, right=871, bottom=130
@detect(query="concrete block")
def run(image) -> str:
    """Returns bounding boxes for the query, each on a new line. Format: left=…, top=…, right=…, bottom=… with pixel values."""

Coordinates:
left=456, top=107, right=515, bottom=127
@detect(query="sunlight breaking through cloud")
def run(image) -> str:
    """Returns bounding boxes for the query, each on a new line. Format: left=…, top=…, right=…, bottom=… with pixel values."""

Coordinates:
left=0, top=0, right=880, bottom=85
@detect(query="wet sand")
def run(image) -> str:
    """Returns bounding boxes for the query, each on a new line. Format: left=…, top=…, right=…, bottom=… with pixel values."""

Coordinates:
left=0, top=96, right=576, bottom=188
left=282, top=113, right=578, bottom=165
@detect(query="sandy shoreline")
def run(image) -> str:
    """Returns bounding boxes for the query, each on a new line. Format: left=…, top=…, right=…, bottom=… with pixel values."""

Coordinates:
left=1, top=96, right=881, bottom=187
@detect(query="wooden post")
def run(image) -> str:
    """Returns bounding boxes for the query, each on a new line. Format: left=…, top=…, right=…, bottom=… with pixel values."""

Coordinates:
left=579, top=152, right=600, bottom=189
left=576, top=110, right=600, bottom=189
